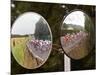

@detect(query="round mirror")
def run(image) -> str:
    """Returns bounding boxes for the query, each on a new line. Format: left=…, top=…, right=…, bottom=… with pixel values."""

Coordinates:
left=11, top=12, right=52, bottom=69
left=60, top=10, right=94, bottom=60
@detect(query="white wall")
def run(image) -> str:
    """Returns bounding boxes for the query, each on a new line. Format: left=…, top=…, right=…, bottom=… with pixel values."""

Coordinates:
left=16, top=0, right=96, bottom=5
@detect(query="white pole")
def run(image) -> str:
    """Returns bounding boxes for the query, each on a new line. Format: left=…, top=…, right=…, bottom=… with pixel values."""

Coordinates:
left=64, top=54, right=71, bottom=71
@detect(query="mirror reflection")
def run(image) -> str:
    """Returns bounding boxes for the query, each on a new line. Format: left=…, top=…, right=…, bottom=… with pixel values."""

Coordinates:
left=61, top=11, right=94, bottom=60
left=11, top=12, right=52, bottom=69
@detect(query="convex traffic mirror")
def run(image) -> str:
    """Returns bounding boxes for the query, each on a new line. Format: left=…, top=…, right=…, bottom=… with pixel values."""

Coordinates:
left=11, top=12, right=52, bottom=69
left=60, top=11, right=94, bottom=60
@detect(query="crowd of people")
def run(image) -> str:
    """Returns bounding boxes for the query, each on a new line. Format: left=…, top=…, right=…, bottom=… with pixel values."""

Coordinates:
left=27, top=39, right=52, bottom=53
left=61, top=31, right=88, bottom=47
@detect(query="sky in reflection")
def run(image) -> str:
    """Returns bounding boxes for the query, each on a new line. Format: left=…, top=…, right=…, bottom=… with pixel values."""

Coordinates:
left=64, top=11, right=85, bottom=28
left=12, top=12, right=41, bottom=35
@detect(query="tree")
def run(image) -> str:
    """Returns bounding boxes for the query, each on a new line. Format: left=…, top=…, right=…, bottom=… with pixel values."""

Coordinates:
left=34, top=18, right=50, bottom=40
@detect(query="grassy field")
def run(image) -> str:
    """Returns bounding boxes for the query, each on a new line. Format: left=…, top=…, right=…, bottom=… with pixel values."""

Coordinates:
left=11, top=37, right=29, bottom=65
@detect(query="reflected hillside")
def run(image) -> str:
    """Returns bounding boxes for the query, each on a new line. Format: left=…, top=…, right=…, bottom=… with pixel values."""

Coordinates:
left=61, top=23, right=84, bottom=35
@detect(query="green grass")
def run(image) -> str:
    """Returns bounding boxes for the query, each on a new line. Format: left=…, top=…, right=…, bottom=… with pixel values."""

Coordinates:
left=11, top=37, right=28, bottom=65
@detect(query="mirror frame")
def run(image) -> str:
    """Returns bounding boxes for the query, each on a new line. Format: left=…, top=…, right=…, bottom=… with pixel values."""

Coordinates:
left=11, top=12, right=53, bottom=69
left=60, top=9, right=95, bottom=60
